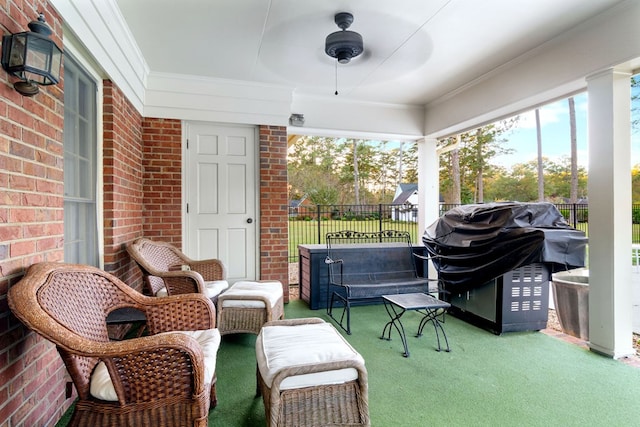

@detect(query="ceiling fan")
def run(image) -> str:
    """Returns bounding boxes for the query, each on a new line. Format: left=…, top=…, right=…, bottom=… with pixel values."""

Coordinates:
left=324, top=12, right=364, bottom=95
left=324, top=12, right=364, bottom=64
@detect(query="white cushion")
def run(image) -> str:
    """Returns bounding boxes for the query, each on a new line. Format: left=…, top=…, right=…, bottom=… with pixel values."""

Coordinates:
left=256, top=321, right=363, bottom=390
left=221, top=281, right=283, bottom=308
left=90, top=328, right=221, bottom=401
left=156, top=280, right=229, bottom=298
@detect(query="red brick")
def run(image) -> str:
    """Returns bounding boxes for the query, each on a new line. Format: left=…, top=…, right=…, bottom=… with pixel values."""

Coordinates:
left=8, top=175, right=36, bottom=191
left=0, top=226, right=21, bottom=241
left=10, top=240, right=36, bottom=257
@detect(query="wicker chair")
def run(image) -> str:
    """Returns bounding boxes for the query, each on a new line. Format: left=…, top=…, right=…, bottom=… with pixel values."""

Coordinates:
left=127, top=238, right=228, bottom=301
left=8, top=262, right=220, bottom=427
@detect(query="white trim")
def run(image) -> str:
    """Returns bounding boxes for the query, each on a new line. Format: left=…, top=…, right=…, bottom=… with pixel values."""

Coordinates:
left=291, top=95, right=425, bottom=139
left=423, top=0, right=640, bottom=138
left=253, top=125, right=261, bottom=280
left=288, top=126, right=422, bottom=142
left=51, top=0, right=148, bottom=113
left=145, top=72, right=292, bottom=126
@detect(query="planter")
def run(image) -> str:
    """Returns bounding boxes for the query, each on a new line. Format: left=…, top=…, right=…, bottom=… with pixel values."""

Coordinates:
left=551, top=268, right=589, bottom=340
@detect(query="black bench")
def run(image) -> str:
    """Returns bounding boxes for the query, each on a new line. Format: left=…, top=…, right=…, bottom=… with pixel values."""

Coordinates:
left=325, top=230, right=440, bottom=334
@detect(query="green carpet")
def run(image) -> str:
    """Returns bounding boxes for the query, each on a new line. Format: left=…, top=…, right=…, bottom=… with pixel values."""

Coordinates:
left=58, top=300, right=640, bottom=426
left=215, top=300, right=640, bottom=426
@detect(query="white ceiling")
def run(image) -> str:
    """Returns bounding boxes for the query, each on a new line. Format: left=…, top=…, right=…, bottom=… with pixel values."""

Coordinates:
left=114, top=0, right=626, bottom=107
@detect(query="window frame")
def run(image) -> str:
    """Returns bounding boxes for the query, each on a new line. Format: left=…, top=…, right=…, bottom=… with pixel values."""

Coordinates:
left=62, top=42, right=104, bottom=267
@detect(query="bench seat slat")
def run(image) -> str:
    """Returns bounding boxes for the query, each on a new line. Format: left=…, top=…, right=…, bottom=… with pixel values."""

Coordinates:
left=345, top=281, right=429, bottom=299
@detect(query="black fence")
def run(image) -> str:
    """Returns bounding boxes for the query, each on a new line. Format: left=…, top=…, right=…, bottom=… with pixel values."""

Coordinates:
left=289, top=204, right=420, bottom=263
left=288, top=203, right=635, bottom=262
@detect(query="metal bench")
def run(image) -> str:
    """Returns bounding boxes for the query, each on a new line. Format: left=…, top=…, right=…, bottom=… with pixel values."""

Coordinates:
left=325, top=230, right=438, bottom=334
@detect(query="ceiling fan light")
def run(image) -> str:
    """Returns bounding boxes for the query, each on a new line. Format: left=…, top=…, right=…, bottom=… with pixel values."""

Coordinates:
left=337, top=50, right=352, bottom=64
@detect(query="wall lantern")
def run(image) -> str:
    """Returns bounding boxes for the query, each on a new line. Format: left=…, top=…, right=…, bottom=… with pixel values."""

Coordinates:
left=1, top=13, right=63, bottom=96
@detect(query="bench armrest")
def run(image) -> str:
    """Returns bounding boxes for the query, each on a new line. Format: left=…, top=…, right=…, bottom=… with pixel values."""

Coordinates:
left=324, top=256, right=343, bottom=265
left=325, top=256, right=345, bottom=285
left=413, top=253, right=451, bottom=295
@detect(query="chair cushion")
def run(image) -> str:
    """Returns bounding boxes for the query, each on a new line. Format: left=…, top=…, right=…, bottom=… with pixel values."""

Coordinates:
left=90, top=328, right=221, bottom=401
left=156, top=280, right=229, bottom=298
left=220, top=281, right=283, bottom=308
left=256, top=321, right=363, bottom=390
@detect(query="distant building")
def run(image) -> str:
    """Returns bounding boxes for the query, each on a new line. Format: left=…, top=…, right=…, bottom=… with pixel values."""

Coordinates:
left=391, top=183, right=419, bottom=222
left=288, top=194, right=312, bottom=218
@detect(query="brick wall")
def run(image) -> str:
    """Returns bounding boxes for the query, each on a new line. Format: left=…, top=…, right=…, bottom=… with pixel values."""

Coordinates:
left=0, top=6, right=291, bottom=424
left=259, top=125, right=290, bottom=302
left=102, top=81, right=144, bottom=287
left=141, top=118, right=183, bottom=247
left=0, top=4, right=69, bottom=426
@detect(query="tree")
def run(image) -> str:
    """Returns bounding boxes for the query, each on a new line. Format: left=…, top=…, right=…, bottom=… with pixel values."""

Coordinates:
left=632, top=75, right=639, bottom=133
left=482, top=157, right=588, bottom=202
left=440, top=120, right=517, bottom=203
left=544, top=157, right=588, bottom=200
left=338, top=139, right=381, bottom=204
left=401, top=143, right=419, bottom=184
left=632, top=165, right=640, bottom=202
left=451, top=145, right=461, bottom=204
left=568, top=97, right=578, bottom=204
left=396, top=141, right=404, bottom=185
left=535, top=109, right=544, bottom=201
left=352, top=139, right=361, bottom=205
left=485, top=161, right=538, bottom=202
left=287, top=136, right=346, bottom=205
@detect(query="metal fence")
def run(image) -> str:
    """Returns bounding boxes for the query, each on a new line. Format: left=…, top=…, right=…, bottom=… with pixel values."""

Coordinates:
left=288, top=203, right=637, bottom=262
left=288, top=204, right=419, bottom=262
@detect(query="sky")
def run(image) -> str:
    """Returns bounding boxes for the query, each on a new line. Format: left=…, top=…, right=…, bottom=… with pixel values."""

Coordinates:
left=494, top=89, right=640, bottom=170
left=353, top=79, right=640, bottom=172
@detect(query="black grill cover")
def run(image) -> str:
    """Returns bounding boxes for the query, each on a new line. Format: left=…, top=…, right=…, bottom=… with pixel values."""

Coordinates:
left=422, top=202, right=587, bottom=293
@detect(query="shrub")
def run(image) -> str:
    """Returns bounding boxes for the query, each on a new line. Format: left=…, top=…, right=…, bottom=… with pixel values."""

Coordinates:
left=577, top=208, right=588, bottom=223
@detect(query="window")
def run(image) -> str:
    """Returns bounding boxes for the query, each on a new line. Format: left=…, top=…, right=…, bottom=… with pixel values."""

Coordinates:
left=63, top=54, right=98, bottom=265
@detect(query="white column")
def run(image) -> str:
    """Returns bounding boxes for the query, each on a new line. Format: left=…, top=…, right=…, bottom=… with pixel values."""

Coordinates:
left=417, top=138, right=440, bottom=238
left=586, top=68, right=634, bottom=358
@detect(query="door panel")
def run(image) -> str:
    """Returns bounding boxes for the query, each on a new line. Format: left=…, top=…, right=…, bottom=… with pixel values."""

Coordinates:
left=185, top=122, right=257, bottom=283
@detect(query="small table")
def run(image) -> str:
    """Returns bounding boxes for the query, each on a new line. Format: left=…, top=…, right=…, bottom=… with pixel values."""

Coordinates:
left=106, top=307, right=146, bottom=324
left=381, top=293, right=451, bottom=357
left=106, top=307, right=147, bottom=339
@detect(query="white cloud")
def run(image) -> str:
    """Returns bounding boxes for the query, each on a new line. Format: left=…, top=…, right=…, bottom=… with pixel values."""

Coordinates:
left=514, top=97, right=587, bottom=131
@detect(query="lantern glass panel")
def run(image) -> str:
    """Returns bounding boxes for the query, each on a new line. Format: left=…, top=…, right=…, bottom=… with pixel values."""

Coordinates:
left=8, top=34, right=27, bottom=68
left=50, top=49, right=62, bottom=82
left=25, top=36, right=51, bottom=84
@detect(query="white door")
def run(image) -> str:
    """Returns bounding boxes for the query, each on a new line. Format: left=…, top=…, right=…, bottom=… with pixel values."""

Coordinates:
left=184, top=122, right=257, bottom=283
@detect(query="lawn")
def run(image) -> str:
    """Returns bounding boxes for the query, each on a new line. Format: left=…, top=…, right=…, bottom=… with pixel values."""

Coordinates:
left=288, top=218, right=640, bottom=266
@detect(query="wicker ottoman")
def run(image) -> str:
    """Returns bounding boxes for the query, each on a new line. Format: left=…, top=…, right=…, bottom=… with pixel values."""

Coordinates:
left=256, top=318, right=370, bottom=427
left=217, top=280, right=285, bottom=335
